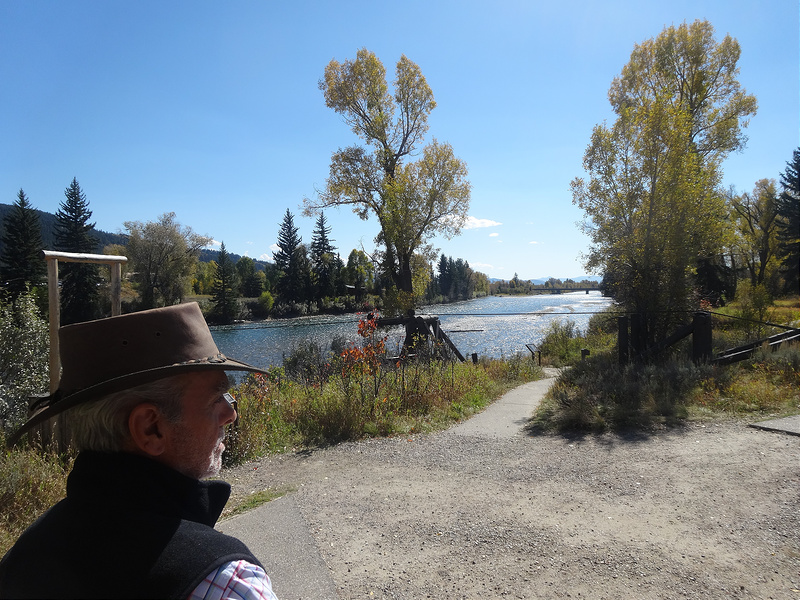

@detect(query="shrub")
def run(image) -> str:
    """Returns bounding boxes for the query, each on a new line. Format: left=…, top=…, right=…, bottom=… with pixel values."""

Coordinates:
left=223, top=369, right=301, bottom=466
left=0, top=291, right=49, bottom=435
left=733, top=281, right=774, bottom=338
left=282, top=339, right=334, bottom=385
left=534, top=353, right=701, bottom=432
left=248, top=291, right=274, bottom=319
left=538, top=319, right=585, bottom=366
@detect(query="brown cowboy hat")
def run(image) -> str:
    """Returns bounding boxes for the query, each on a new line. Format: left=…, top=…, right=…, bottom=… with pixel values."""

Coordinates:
left=7, top=302, right=269, bottom=446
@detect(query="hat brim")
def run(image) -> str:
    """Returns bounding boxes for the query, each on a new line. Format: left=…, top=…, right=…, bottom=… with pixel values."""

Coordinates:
left=7, top=356, right=270, bottom=447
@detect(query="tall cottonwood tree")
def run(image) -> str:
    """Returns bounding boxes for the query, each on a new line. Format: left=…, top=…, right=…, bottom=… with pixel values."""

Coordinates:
left=236, top=256, right=264, bottom=298
left=54, top=178, right=101, bottom=324
left=571, top=20, right=757, bottom=341
left=344, top=249, right=374, bottom=301
left=124, top=212, right=211, bottom=309
left=304, top=49, right=471, bottom=311
left=0, top=190, right=45, bottom=301
left=731, top=179, right=781, bottom=291
left=777, top=148, right=800, bottom=293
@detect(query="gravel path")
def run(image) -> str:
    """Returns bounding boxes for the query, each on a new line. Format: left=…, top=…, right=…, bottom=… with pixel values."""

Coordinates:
left=222, top=376, right=800, bottom=600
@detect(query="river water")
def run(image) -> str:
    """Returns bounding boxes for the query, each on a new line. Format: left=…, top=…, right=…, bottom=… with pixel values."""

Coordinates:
left=210, top=291, right=613, bottom=370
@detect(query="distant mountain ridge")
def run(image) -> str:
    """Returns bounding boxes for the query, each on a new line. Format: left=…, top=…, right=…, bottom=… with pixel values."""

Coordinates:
left=489, top=275, right=601, bottom=284
left=0, top=203, right=269, bottom=268
left=1, top=203, right=592, bottom=280
left=0, top=202, right=127, bottom=253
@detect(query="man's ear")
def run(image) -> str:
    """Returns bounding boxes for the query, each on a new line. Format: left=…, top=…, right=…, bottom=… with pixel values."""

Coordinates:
left=127, top=403, right=167, bottom=457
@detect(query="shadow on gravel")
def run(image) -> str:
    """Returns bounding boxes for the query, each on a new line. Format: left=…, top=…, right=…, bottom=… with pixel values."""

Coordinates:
left=522, top=421, right=695, bottom=447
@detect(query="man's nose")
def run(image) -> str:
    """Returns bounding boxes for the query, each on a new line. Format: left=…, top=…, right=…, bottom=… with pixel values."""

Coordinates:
left=222, top=392, right=238, bottom=425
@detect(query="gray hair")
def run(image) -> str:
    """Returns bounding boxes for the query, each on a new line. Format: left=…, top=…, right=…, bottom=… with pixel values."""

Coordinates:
left=70, top=374, right=193, bottom=452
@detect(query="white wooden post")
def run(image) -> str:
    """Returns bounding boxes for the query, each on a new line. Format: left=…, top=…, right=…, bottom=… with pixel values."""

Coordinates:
left=42, top=251, right=128, bottom=392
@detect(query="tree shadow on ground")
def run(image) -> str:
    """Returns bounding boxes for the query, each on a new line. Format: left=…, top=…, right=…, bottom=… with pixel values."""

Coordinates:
left=522, top=419, right=695, bottom=448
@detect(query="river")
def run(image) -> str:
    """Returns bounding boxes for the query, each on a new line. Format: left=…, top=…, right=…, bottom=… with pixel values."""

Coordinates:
left=210, top=291, right=613, bottom=370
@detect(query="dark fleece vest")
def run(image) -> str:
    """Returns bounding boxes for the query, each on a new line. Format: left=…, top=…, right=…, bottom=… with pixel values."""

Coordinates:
left=0, top=451, right=262, bottom=599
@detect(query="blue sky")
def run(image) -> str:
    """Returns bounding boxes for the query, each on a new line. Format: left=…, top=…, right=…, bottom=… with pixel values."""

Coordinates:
left=1, top=0, right=797, bottom=280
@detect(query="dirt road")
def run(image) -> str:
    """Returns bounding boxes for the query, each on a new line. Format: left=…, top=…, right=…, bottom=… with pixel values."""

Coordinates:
left=222, top=379, right=800, bottom=599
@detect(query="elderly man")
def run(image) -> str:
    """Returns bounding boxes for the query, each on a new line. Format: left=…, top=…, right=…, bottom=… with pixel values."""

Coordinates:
left=0, top=303, right=278, bottom=600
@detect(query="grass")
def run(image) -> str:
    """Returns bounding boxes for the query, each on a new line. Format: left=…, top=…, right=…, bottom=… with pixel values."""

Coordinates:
left=0, top=445, right=71, bottom=557
left=531, top=296, right=800, bottom=433
left=223, top=352, right=542, bottom=465
left=221, top=486, right=296, bottom=521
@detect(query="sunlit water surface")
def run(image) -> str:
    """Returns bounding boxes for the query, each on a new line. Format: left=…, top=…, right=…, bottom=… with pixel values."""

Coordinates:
left=211, top=291, right=612, bottom=370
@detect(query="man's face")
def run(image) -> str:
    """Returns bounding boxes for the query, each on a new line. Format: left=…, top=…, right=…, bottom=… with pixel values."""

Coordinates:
left=164, top=371, right=237, bottom=480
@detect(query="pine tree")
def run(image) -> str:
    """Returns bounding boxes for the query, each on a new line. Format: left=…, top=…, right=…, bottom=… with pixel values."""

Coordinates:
left=274, top=209, right=301, bottom=273
left=310, top=212, right=337, bottom=299
left=54, top=178, right=101, bottom=324
left=437, top=254, right=450, bottom=299
left=0, top=189, right=45, bottom=301
left=777, top=148, right=800, bottom=293
left=274, top=210, right=306, bottom=303
left=211, top=242, right=237, bottom=324
left=282, top=245, right=311, bottom=305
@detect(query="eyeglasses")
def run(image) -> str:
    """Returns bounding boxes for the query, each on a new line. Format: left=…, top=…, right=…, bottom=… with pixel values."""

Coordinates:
left=223, top=392, right=238, bottom=414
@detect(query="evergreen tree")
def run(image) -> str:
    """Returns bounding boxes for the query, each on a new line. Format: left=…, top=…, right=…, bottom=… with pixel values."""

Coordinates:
left=274, top=209, right=301, bottom=273
left=54, top=178, right=101, bottom=324
left=0, top=189, right=45, bottom=301
left=333, top=253, right=346, bottom=297
left=310, top=212, right=337, bottom=298
left=283, top=245, right=312, bottom=305
left=437, top=254, right=451, bottom=299
left=777, top=148, right=800, bottom=293
left=210, top=242, right=237, bottom=324
left=274, top=210, right=306, bottom=303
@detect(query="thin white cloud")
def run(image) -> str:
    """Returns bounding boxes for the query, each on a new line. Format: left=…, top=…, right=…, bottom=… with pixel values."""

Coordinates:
left=489, top=232, right=499, bottom=237
left=529, top=241, right=542, bottom=245
left=463, top=216, right=502, bottom=229
left=471, top=262, right=494, bottom=270
left=207, top=239, right=221, bottom=248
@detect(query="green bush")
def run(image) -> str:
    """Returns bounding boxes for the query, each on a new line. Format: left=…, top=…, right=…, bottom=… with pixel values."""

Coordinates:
left=222, top=369, right=301, bottom=466
left=533, top=353, right=706, bottom=432
left=537, top=319, right=586, bottom=366
left=533, top=338, right=800, bottom=433
left=0, top=291, right=49, bottom=435
left=282, top=339, right=334, bottom=385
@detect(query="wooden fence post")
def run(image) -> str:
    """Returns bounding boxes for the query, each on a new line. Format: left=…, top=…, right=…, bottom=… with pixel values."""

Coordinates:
left=618, top=316, right=629, bottom=365
left=630, top=313, right=646, bottom=361
left=38, top=250, right=128, bottom=452
left=692, top=311, right=713, bottom=364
